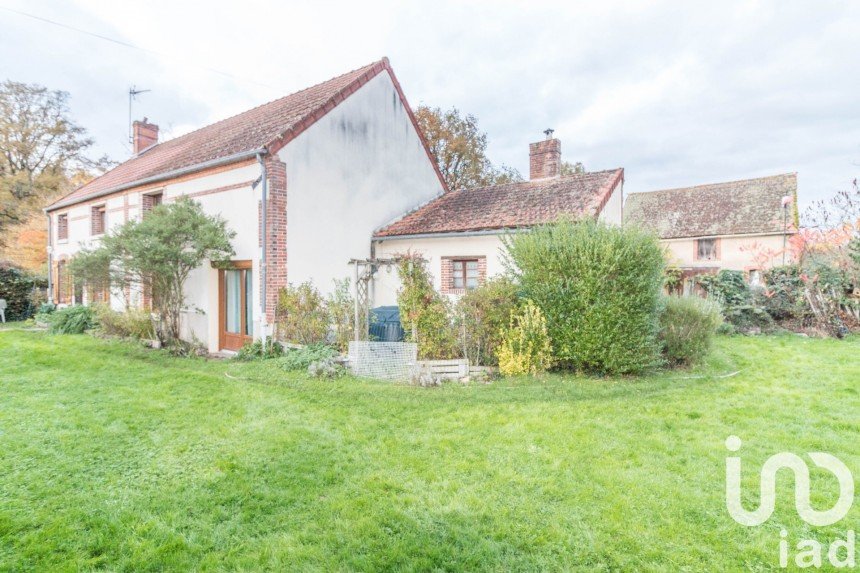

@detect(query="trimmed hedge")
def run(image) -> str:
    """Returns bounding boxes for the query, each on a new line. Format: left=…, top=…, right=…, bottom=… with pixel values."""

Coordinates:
left=504, top=218, right=665, bottom=374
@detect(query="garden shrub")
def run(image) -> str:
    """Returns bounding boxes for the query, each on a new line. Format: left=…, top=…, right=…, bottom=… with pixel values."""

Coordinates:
left=276, top=282, right=329, bottom=345
left=0, top=264, right=47, bottom=321
left=497, top=301, right=554, bottom=377
left=34, top=302, right=56, bottom=325
left=761, top=265, right=806, bottom=321
left=235, top=339, right=285, bottom=361
left=504, top=218, right=665, bottom=374
left=659, top=296, right=723, bottom=366
left=279, top=343, right=338, bottom=371
left=93, top=305, right=155, bottom=340
left=327, top=278, right=355, bottom=352
left=49, top=305, right=96, bottom=334
left=454, top=276, right=521, bottom=366
left=697, top=271, right=772, bottom=331
left=396, top=253, right=458, bottom=359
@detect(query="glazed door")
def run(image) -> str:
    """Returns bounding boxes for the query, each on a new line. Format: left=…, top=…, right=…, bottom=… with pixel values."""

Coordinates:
left=219, top=262, right=253, bottom=351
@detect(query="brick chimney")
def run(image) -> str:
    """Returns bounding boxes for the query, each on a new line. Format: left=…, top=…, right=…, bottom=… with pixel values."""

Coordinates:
left=133, top=118, right=159, bottom=154
left=529, top=129, right=561, bottom=180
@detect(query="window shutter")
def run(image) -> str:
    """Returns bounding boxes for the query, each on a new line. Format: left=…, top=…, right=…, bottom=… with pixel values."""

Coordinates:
left=57, top=214, right=68, bottom=240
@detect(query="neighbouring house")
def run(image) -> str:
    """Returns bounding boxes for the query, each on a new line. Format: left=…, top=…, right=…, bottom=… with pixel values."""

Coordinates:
left=371, top=134, right=624, bottom=305
left=624, top=173, right=798, bottom=293
left=44, top=58, right=446, bottom=352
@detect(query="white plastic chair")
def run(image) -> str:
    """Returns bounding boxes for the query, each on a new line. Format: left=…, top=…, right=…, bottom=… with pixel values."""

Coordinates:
left=0, top=299, right=6, bottom=323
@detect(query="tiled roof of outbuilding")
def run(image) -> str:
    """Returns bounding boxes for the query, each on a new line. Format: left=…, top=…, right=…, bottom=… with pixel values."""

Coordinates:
left=374, top=168, right=624, bottom=237
left=624, top=173, right=797, bottom=239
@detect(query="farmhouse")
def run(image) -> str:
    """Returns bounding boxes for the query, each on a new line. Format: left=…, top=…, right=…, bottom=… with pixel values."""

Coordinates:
left=371, top=134, right=624, bottom=305
left=45, top=58, right=446, bottom=352
left=624, top=173, right=798, bottom=292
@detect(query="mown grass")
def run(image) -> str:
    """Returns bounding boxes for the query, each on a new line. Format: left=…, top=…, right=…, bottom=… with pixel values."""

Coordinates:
left=0, top=331, right=857, bottom=571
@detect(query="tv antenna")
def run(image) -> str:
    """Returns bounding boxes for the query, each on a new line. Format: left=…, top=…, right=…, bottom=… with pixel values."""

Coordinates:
left=128, top=85, right=151, bottom=144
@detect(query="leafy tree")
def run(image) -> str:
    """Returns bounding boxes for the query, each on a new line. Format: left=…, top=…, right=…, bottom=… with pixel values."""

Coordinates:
left=70, top=197, right=234, bottom=344
left=0, top=212, right=48, bottom=273
left=0, top=80, right=112, bottom=242
left=415, top=106, right=522, bottom=190
left=560, top=161, right=586, bottom=176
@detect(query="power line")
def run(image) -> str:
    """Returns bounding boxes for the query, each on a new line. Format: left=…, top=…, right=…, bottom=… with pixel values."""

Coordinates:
left=0, top=5, right=284, bottom=92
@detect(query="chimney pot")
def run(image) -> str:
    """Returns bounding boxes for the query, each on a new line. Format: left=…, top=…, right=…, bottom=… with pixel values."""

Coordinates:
left=133, top=119, right=159, bottom=154
left=529, top=132, right=561, bottom=180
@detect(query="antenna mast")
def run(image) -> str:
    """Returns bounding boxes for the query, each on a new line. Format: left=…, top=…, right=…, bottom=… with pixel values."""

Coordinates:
left=128, top=85, right=151, bottom=143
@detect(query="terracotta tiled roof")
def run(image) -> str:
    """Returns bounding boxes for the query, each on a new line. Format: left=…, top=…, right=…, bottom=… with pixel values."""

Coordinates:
left=48, top=58, right=441, bottom=210
left=374, top=168, right=624, bottom=237
left=624, top=173, right=797, bottom=239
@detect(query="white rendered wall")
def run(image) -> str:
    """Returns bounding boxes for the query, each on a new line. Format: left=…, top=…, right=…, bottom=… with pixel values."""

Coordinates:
left=49, top=161, right=262, bottom=353
left=372, top=234, right=509, bottom=306
left=598, top=181, right=624, bottom=225
left=280, top=72, right=445, bottom=296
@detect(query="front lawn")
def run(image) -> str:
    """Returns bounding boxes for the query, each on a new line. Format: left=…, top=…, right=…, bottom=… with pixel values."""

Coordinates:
left=0, top=331, right=857, bottom=571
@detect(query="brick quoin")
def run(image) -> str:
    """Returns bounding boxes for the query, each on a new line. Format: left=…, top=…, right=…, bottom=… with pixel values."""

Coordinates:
left=262, top=155, right=287, bottom=323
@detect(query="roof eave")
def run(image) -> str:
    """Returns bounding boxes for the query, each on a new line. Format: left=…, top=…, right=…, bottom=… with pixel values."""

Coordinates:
left=45, top=148, right=267, bottom=212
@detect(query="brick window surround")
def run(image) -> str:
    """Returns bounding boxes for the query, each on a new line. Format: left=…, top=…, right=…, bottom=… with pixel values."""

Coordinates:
left=57, top=213, right=68, bottom=241
left=441, top=256, right=487, bottom=294
left=91, top=205, right=106, bottom=235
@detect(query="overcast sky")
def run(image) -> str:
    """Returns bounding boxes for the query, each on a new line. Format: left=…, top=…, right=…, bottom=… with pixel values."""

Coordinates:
left=1, top=1, right=858, bottom=209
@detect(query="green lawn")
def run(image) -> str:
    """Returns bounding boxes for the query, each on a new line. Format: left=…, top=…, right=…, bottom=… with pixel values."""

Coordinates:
left=0, top=331, right=857, bottom=571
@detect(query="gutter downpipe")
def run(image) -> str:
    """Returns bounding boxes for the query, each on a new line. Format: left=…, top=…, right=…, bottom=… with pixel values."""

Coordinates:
left=256, top=152, right=269, bottom=347
left=46, top=212, right=53, bottom=304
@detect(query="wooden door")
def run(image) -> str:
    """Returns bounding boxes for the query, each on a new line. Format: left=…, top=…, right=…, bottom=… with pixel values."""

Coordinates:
left=218, top=261, right=253, bottom=351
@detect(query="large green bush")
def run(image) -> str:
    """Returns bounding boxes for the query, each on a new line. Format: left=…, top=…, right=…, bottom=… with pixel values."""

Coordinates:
left=504, top=218, right=665, bottom=374
left=659, top=296, right=723, bottom=366
left=49, top=305, right=96, bottom=334
left=454, top=277, right=521, bottom=366
left=397, top=253, right=457, bottom=360
left=0, top=264, right=46, bottom=321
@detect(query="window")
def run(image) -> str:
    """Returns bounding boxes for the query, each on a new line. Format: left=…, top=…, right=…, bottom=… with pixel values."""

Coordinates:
left=452, top=259, right=480, bottom=290
left=697, top=238, right=718, bottom=261
left=142, top=192, right=163, bottom=216
left=91, top=205, right=106, bottom=235
left=748, top=269, right=762, bottom=287
left=57, top=213, right=68, bottom=241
